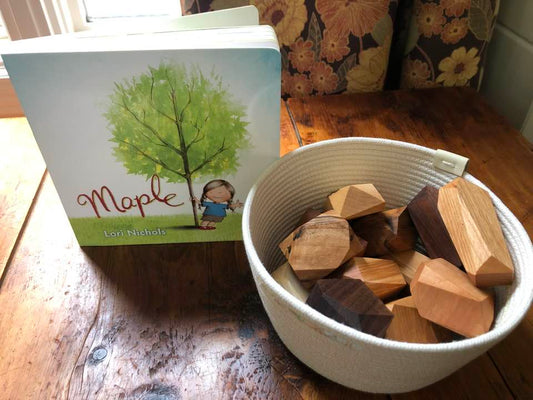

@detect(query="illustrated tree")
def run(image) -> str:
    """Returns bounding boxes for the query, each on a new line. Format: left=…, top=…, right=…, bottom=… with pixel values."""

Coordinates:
left=105, top=62, right=249, bottom=226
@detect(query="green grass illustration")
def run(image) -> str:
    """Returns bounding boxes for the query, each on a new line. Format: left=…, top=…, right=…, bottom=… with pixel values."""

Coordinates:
left=69, top=214, right=242, bottom=246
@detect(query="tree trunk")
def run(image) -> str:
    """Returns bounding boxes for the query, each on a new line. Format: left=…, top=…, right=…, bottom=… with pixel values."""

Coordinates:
left=185, top=176, right=199, bottom=227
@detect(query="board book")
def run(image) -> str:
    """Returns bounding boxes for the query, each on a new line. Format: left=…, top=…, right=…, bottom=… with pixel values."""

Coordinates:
left=2, top=9, right=281, bottom=245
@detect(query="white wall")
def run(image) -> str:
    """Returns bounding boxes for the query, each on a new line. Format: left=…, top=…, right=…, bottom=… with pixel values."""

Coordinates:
left=480, top=0, right=533, bottom=142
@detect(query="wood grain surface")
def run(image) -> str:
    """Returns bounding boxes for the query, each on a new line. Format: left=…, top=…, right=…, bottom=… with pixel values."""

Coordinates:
left=0, top=88, right=532, bottom=399
left=0, top=78, right=25, bottom=118
left=280, top=101, right=299, bottom=156
left=0, top=118, right=45, bottom=278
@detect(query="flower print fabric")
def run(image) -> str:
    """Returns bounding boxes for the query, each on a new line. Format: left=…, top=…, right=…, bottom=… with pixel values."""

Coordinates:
left=180, top=0, right=398, bottom=98
left=398, top=0, right=497, bottom=90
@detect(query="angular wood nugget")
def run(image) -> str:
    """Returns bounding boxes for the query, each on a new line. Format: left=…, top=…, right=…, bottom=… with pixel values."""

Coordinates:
left=279, top=215, right=354, bottom=280
left=332, top=257, right=407, bottom=300
left=326, top=184, right=385, bottom=220
left=438, top=177, right=514, bottom=287
left=306, top=279, right=393, bottom=338
left=350, top=212, right=394, bottom=257
left=271, top=262, right=309, bottom=303
left=383, top=206, right=417, bottom=252
left=385, top=250, right=430, bottom=284
left=407, top=185, right=462, bottom=266
left=342, top=229, right=368, bottom=262
left=385, top=296, right=453, bottom=343
left=411, top=258, right=494, bottom=338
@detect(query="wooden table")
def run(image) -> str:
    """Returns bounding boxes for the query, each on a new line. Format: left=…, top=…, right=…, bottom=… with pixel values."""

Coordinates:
left=1, top=88, right=532, bottom=399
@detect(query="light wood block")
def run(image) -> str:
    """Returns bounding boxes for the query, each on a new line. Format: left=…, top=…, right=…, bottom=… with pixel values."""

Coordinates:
left=407, top=185, right=462, bottom=266
left=350, top=213, right=394, bottom=257
left=279, top=215, right=353, bottom=280
left=438, top=177, right=514, bottom=287
left=326, top=184, right=386, bottom=220
left=306, top=279, right=393, bottom=338
left=411, top=258, right=494, bottom=338
left=383, top=206, right=417, bottom=252
left=385, top=296, right=453, bottom=343
left=385, top=250, right=430, bottom=284
left=271, top=262, right=309, bottom=303
left=333, top=257, right=407, bottom=300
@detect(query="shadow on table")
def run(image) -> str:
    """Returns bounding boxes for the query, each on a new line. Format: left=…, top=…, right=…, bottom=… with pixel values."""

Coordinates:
left=80, top=241, right=257, bottom=319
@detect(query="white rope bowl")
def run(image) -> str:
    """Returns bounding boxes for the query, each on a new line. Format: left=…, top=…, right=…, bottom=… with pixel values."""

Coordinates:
left=242, top=138, right=533, bottom=393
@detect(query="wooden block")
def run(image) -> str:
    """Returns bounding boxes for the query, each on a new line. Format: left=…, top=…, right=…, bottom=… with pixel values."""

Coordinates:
left=385, top=296, right=453, bottom=343
left=342, top=229, right=367, bottom=263
left=385, top=295, right=416, bottom=311
left=300, top=279, right=317, bottom=291
left=279, top=215, right=353, bottom=280
left=350, top=212, right=394, bottom=257
left=385, top=250, right=430, bottom=284
left=407, top=185, right=462, bottom=266
left=306, top=279, right=393, bottom=338
left=333, top=257, right=407, bottom=300
left=319, top=209, right=343, bottom=218
left=438, top=177, right=514, bottom=287
left=383, top=206, right=417, bottom=252
left=326, top=184, right=386, bottom=220
left=411, top=258, right=494, bottom=338
left=271, top=262, right=309, bottom=303
left=295, top=207, right=323, bottom=228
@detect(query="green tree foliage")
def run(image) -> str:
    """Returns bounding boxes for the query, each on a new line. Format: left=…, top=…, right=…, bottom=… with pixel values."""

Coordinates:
left=105, top=62, right=249, bottom=226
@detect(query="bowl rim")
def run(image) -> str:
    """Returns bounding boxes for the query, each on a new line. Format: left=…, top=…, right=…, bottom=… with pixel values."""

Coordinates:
left=242, top=137, right=533, bottom=353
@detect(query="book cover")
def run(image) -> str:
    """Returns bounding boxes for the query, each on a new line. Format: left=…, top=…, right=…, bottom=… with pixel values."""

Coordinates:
left=3, top=26, right=280, bottom=245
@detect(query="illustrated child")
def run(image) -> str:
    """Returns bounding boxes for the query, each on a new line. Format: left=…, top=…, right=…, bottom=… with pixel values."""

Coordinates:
left=195, top=180, right=243, bottom=230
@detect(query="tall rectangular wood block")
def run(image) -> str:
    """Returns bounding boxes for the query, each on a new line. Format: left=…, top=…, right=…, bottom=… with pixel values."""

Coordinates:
left=438, top=177, right=514, bottom=287
left=407, top=185, right=462, bottom=266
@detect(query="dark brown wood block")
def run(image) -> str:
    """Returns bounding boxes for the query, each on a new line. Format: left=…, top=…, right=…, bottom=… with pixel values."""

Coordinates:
left=350, top=212, right=394, bottom=257
left=438, top=177, right=514, bottom=287
left=383, top=206, right=417, bottom=252
left=279, top=215, right=353, bottom=280
left=295, top=207, right=323, bottom=228
left=306, top=279, right=393, bottom=338
left=407, top=185, right=462, bottom=266
left=333, top=257, right=407, bottom=300
left=385, top=296, right=453, bottom=343
left=411, top=258, right=494, bottom=338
